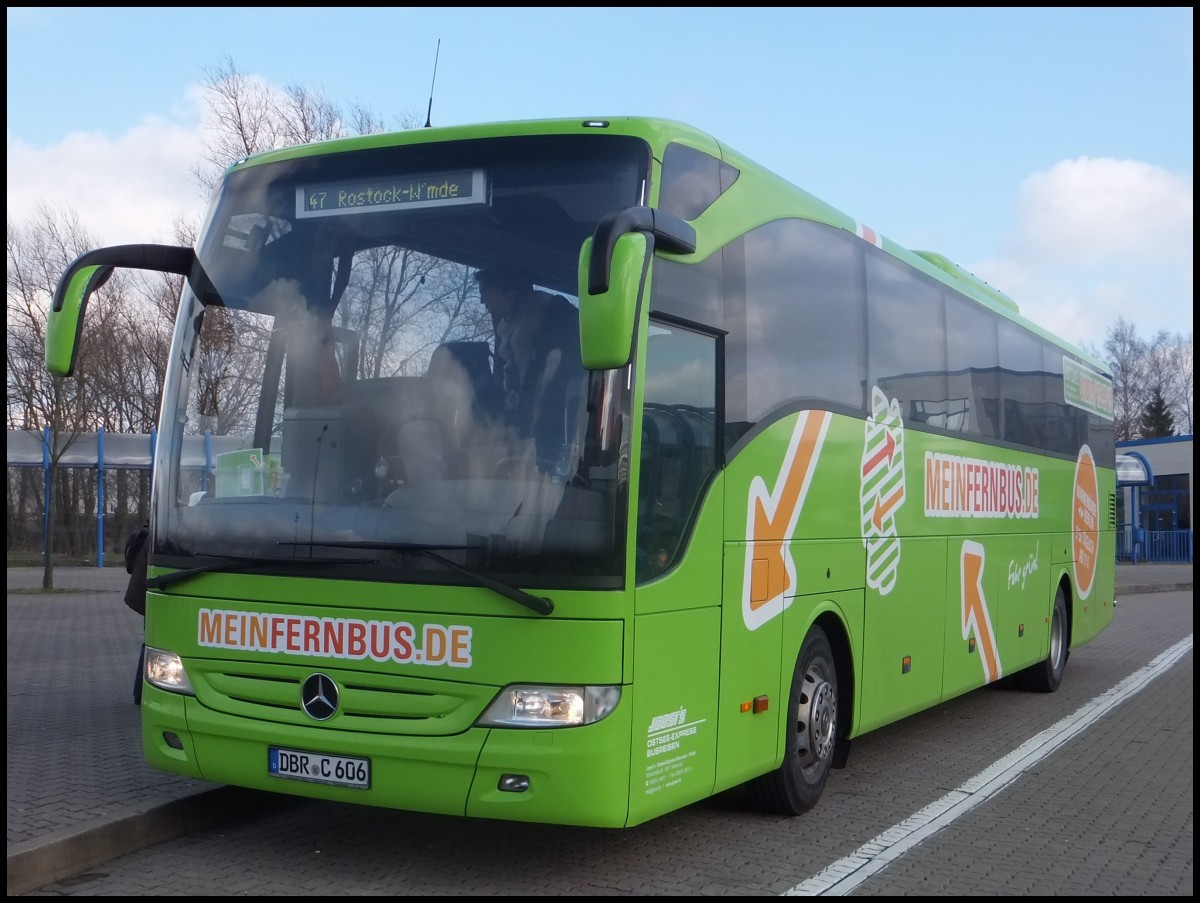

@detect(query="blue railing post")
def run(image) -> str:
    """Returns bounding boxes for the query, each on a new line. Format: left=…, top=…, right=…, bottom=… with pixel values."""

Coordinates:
left=42, top=426, right=52, bottom=569
left=97, top=427, right=105, bottom=568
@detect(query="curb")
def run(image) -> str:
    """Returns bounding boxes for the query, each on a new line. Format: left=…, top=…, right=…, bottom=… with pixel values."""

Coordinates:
left=1116, top=582, right=1192, bottom=597
left=6, top=787, right=293, bottom=896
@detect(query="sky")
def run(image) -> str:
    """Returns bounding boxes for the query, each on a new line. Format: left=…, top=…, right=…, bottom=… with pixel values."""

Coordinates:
left=6, top=7, right=1193, bottom=354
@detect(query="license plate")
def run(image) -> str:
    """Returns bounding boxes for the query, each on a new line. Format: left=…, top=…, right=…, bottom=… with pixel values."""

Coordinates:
left=268, top=746, right=370, bottom=789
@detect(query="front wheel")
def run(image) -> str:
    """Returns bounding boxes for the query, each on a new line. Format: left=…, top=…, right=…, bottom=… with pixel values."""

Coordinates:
left=747, top=625, right=839, bottom=815
left=1016, top=586, right=1070, bottom=693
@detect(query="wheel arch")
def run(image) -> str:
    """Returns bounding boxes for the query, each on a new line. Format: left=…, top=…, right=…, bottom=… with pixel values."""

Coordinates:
left=1056, top=571, right=1076, bottom=650
left=812, top=609, right=854, bottom=768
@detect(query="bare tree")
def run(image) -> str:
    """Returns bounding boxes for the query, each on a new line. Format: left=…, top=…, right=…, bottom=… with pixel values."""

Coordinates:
left=1094, top=319, right=1194, bottom=440
left=192, top=56, right=414, bottom=193
left=1099, top=318, right=1148, bottom=441
left=1157, top=330, right=1193, bottom=434
left=7, top=207, right=121, bottom=585
left=338, top=248, right=484, bottom=379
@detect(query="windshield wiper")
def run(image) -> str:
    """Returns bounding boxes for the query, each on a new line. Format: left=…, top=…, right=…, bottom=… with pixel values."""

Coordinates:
left=146, top=554, right=379, bottom=590
left=294, top=540, right=554, bottom=616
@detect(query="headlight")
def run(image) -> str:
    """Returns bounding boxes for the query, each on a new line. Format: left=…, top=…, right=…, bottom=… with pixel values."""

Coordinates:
left=477, top=684, right=620, bottom=727
left=144, top=646, right=195, bottom=694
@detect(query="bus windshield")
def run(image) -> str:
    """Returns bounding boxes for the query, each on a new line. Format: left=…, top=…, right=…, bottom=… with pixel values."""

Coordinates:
left=154, top=133, right=650, bottom=589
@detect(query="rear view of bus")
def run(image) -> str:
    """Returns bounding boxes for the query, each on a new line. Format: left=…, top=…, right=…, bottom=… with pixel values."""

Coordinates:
left=46, top=116, right=1115, bottom=829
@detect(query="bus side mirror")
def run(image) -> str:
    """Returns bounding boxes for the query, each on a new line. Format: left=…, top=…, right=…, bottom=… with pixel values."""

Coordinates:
left=45, top=244, right=195, bottom=377
left=577, top=232, right=648, bottom=370
left=576, top=206, right=696, bottom=371
left=46, top=265, right=113, bottom=377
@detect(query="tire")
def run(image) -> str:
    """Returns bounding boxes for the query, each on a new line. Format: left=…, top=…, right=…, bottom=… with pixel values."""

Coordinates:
left=747, top=626, right=839, bottom=815
left=1017, top=586, right=1070, bottom=693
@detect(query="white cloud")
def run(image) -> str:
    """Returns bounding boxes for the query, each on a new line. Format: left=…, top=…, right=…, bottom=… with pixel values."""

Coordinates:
left=5, top=75, right=311, bottom=248
left=1014, top=157, right=1193, bottom=264
left=971, top=157, right=1193, bottom=351
left=6, top=115, right=208, bottom=246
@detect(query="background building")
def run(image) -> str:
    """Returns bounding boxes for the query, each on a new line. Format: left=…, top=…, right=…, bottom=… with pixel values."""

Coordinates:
left=1116, top=434, right=1193, bottom=563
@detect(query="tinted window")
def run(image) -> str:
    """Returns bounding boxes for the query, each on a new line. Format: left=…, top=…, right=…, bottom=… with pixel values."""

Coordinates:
left=651, top=252, right=724, bottom=326
left=659, top=143, right=738, bottom=221
left=998, top=319, right=1048, bottom=447
left=945, top=293, right=1000, bottom=440
left=866, top=250, right=948, bottom=428
left=638, top=321, right=718, bottom=581
left=732, top=219, right=866, bottom=425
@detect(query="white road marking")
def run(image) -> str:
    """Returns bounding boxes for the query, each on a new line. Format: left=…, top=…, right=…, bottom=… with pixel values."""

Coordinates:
left=783, top=635, right=1194, bottom=896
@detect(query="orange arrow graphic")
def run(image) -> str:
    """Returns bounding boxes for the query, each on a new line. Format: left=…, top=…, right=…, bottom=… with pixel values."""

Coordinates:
left=961, top=542, right=1001, bottom=682
left=861, top=430, right=896, bottom=476
left=871, top=483, right=905, bottom=531
left=748, top=412, right=830, bottom=608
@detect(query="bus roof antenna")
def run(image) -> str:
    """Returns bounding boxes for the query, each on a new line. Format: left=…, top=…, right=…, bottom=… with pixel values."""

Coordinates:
left=424, top=39, right=441, bottom=129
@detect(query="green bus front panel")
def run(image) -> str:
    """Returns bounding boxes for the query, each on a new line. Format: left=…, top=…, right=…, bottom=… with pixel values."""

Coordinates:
left=146, top=584, right=625, bottom=688
left=145, top=681, right=639, bottom=826
left=142, top=587, right=633, bottom=826
left=144, top=684, right=483, bottom=815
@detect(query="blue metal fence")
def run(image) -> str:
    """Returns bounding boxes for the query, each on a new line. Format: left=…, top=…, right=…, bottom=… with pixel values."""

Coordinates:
left=1116, top=528, right=1194, bottom=563
left=7, top=427, right=246, bottom=568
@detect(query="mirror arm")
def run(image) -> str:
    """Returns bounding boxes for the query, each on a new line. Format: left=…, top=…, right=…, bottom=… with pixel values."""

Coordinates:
left=52, top=244, right=195, bottom=312
left=587, top=207, right=696, bottom=295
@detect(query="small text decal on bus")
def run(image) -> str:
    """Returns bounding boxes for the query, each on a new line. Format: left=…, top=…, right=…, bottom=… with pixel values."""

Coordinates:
left=643, top=707, right=705, bottom=797
left=198, top=609, right=473, bottom=667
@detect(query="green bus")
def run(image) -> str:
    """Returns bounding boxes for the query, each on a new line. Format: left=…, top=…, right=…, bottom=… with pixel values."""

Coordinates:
left=46, top=116, right=1116, bottom=828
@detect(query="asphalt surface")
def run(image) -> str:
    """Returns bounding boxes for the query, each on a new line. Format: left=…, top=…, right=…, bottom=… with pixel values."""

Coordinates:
left=6, top=562, right=1194, bottom=896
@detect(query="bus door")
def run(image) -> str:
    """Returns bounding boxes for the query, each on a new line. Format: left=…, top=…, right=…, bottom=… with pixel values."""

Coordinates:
left=627, top=318, right=723, bottom=823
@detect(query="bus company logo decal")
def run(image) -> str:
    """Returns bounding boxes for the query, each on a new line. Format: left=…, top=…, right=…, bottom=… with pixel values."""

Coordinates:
left=197, top=609, right=473, bottom=667
left=1072, top=444, right=1099, bottom=599
left=923, top=453, right=1040, bottom=519
left=644, top=707, right=705, bottom=794
left=645, top=707, right=703, bottom=758
left=861, top=387, right=906, bottom=596
left=741, top=410, right=832, bottom=631
left=961, top=541, right=1002, bottom=683
left=647, top=707, right=689, bottom=733
left=301, top=672, right=339, bottom=720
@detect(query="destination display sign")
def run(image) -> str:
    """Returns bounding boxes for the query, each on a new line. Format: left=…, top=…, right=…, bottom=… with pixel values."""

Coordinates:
left=296, top=169, right=487, bottom=218
left=1062, top=356, right=1115, bottom=420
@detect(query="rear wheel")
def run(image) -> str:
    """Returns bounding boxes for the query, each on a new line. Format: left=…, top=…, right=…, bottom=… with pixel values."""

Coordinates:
left=1017, top=586, right=1069, bottom=693
left=747, top=626, right=839, bottom=815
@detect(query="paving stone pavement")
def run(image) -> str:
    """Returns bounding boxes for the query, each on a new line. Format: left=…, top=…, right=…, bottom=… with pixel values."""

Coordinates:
left=6, top=562, right=1193, bottom=895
